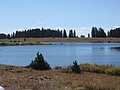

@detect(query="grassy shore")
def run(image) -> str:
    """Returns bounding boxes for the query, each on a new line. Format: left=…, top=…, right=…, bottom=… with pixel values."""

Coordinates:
left=0, top=38, right=120, bottom=42
left=21, top=37, right=120, bottom=43
left=0, top=64, right=120, bottom=90
left=1, top=37, right=120, bottom=46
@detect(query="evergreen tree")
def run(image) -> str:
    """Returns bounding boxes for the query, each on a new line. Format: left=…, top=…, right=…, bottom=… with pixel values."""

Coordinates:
left=71, top=60, right=81, bottom=74
left=7, top=34, right=11, bottom=39
left=109, top=28, right=120, bottom=37
left=60, top=30, right=63, bottom=37
left=0, top=33, right=6, bottom=39
left=107, top=31, right=110, bottom=37
left=88, top=33, right=90, bottom=38
left=98, top=28, right=106, bottom=38
left=12, top=32, right=15, bottom=38
left=91, top=27, right=106, bottom=38
left=63, top=29, right=67, bottom=38
left=69, top=30, right=73, bottom=38
left=73, top=30, right=76, bottom=38
left=91, top=27, right=98, bottom=37
left=91, top=27, right=95, bottom=37
left=30, top=52, right=51, bottom=70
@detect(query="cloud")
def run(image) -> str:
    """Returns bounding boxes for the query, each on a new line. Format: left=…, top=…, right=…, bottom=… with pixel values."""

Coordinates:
left=76, top=27, right=91, bottom=37
left=51, top=27, right=91, bottom=37
left=79, top=27, right=90, bottom=30
left=111, top=26, right=120, bottom=29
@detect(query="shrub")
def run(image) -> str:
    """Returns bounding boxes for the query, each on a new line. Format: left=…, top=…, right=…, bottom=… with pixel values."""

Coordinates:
left=54, top=66, right=62, bottom=70
left=105, top=68, right=120, bottom=76
left=80, top=64, right=113, bottom=74
left=62, top=61, right=81, bottom=74
left=0, top=42, right=7, bottom=46
left=62, top=65, right=73, bottom=73
left=71, top=60, right=81, bottom=73
left=29, top=52, right=51, bottom=70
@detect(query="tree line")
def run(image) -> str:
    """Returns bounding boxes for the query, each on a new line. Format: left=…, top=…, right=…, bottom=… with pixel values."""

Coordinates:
left=0, top=28, right=77, bottom=39
left=108, top=28, right=120, bottom=37
left=91, top=27, right=120, bottom=38
left=0, top=33, right=10, bottom=39
left=91, top=27, right=106, bottom=38
left=1, top=27, right=120, bottom=39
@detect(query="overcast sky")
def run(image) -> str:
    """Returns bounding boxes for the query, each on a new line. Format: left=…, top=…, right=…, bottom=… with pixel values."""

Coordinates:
left=0, top=0, right=120, bottom=36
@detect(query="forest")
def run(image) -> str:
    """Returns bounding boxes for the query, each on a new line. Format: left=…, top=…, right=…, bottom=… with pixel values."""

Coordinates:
left=91, top=27, right=120, bottom=38
left=0, top=27, right=120, bottom=39
left=0, top=28, right=76, bottom=39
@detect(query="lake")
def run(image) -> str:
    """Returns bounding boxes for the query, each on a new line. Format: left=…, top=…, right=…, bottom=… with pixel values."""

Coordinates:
left=0, top=42, right=120, bottom=68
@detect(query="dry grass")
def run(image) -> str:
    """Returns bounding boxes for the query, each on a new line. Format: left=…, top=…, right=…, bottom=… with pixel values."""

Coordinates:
left=1, top=37, right=120, bottom=43
left=0, top=64, right=120, bottom=90
left=1, top=38, right=120, bottom=46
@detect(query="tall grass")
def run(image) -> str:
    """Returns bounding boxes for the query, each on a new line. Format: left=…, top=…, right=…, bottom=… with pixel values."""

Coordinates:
left=80, top=64, right=120, bottom=76
left=63, top=63, right=120, bottom=76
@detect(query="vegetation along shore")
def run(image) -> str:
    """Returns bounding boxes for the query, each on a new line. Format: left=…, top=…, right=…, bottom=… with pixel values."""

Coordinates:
left=1, top=37, right=120, bottom=46
left=0, top=63, right=120, bottom=90
left=0, top=53, right=120, bottom=90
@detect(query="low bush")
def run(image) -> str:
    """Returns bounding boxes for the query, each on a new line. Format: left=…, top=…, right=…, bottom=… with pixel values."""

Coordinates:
left=63, top=63, right=120, bottom=76
left=0, top=42, right=7, bottom=46
left=80, top=64, right=120, bottom=76
left=80, top=64, right=113, bottom=74
left=62, top=60, right=81, bottom=74
left=54, top=66, right=62, bottom=70
left=62, top=66, right=73, bottom=73
left=105, top=68, right=120, bottom=76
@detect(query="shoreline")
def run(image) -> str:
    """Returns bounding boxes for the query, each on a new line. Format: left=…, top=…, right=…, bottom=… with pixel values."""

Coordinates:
left=1, top=38, right=120, bottom=46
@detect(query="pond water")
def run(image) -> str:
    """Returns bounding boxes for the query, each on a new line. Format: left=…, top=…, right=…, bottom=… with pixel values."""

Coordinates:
left=0, top=42, right=120, bottom=68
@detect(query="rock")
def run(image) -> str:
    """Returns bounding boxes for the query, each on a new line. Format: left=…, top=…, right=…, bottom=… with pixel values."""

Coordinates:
left=40, top=76, right=51, bottom=81
left=0, top=86, right=5, bottom=90
left=29, top=77, right=34, bottom=79
left=10, top=70, right=22, bottom=73
left=44, top=76, right=51, bottom=80
left=40, top=77, right=44, bottom=81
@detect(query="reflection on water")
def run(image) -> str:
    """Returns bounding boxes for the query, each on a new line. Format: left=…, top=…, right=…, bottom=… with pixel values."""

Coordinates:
left=0, top=42, right=120, bottom=67
left=111, top=47, right=120, bottom=51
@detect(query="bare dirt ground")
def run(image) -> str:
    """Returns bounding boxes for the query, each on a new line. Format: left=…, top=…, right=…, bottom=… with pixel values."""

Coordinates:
left=0, top=64, right=120, bottom=90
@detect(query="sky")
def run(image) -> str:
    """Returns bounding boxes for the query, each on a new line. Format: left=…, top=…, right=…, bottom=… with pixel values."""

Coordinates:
left=0, top=0, right=120, bottom=36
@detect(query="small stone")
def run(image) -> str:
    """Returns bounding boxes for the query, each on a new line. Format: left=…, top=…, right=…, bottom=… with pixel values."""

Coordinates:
left=29, top=77, right=34, bottom=79
left=40, top=78, right=44, bottom=81
left=44, top=76, right=51, bottom=80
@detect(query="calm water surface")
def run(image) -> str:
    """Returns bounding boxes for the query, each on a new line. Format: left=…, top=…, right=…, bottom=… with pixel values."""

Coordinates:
left=0, top=42, right=120, bottom=68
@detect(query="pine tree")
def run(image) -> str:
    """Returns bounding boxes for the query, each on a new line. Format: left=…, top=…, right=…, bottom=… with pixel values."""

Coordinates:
left=73, top=30, right=76, bottom=38
left=69, top=30, right=73, bottom=38
left=88, top=33, right=90, bottom=38
left=71, top=60, right=81, bottom=73
left=91, top=27, right=98, bottom=37
left=63, top=29, right=67, bottom=38
left=30, top=52, right=51, bottom=70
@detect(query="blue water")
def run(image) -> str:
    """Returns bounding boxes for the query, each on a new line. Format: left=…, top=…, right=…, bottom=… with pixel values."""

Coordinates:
left=0, top=42, right=120, bottom=68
